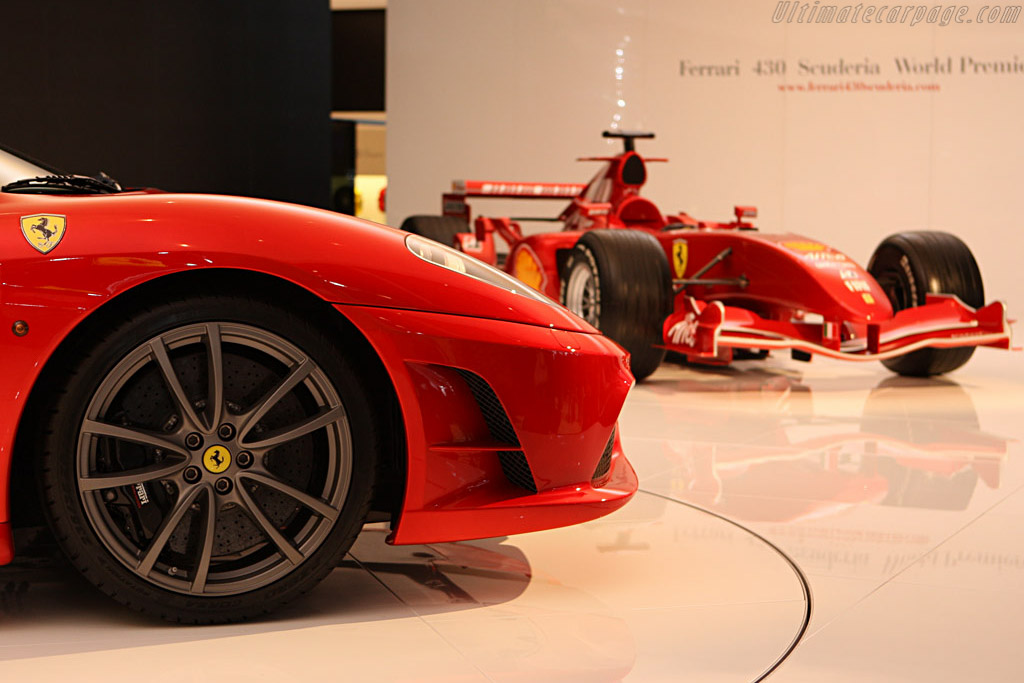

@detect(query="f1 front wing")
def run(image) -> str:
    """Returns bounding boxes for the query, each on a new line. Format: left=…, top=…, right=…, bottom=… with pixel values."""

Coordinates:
left=662, top=294, right=1013, bottom=362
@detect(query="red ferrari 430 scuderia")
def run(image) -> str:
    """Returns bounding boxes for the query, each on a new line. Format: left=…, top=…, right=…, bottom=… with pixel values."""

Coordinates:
left=0, top=146, right=636, bottom=623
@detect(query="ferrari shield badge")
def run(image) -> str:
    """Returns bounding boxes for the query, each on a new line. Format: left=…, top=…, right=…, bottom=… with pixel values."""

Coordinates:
left=20, top=214, right=67, bottom=254
left=672, top=239, right=688, bottom=279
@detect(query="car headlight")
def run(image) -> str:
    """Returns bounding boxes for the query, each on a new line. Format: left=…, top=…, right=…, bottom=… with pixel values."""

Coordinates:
left=406, top=234, right=557, bottom=306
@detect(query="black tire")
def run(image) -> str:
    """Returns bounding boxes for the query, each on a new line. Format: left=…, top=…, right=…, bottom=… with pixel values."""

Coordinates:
left=38, top=294, right=377, bottom=623
left=560, top=230, right=672, bottom=381
left=399, top=215, right=467, bottom=247
left=867, top=230, right=984, bottom=376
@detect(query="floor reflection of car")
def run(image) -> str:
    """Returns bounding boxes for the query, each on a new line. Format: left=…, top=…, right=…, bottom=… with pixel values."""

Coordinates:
left=345, top=527, right=637, bottom=681
left=662, top=374, right=1008, bottom=522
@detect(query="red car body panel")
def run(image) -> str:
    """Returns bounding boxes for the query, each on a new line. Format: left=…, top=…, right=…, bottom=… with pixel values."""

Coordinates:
left=339, top=305, right=635, bottom=544
left=437, top=142, right=1012, bottom=364
left=0, top=190, right=636, bottom=564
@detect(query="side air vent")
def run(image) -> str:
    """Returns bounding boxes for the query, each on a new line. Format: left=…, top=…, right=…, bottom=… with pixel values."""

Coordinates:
left=591, top=428, right=616, bottom=483
left=498, top=451, right=538, bottom=494
left=455, top=369, right=519, bottom=446
left=455, top=369, right=537, bottom=493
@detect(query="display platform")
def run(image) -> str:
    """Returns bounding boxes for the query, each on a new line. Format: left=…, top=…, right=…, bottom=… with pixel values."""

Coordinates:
left=1, top=350, right=1021, bottom=681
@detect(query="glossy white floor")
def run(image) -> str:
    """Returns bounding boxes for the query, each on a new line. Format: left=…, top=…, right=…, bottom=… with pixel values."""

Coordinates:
left=1, top=350, right=1021, bottom=681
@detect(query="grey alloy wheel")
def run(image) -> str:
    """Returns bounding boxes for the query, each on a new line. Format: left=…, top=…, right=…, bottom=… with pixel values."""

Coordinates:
left=39, top=294, right=378, bottom=622
left=76, top=321, right=353, bottom=596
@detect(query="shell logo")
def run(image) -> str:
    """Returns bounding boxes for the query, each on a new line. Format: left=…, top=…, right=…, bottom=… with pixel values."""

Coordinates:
left=783, top=240, right=826, bottom=252
left=512, top=246, right=546, bottom=292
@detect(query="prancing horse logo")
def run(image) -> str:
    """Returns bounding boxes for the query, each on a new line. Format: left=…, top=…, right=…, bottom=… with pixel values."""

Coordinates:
left=203, top=445, right=232, bottom=474
left=20, top=214, right=67, bottom=254
left=672, top=239, right=688, bottom=279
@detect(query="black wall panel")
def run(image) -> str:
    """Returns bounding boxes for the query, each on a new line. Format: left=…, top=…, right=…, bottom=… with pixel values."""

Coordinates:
left=331, top=9, right=386, bottom=111
left=0, top=0, right=331, bottom=208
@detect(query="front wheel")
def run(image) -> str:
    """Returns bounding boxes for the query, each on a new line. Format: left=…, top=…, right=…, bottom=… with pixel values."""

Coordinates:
left=560, top=230, right=672, bottom=381
left=867, top=230, right=984, bottom=376
left=39, top=295, right=377, bottom=623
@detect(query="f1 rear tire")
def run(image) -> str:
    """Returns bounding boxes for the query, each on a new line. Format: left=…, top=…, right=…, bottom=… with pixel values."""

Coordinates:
left=867, top=230, right=984, bottom=376
left=561, top=230, right=672, bottom=381
left=400, top=215, right=466, bottom=248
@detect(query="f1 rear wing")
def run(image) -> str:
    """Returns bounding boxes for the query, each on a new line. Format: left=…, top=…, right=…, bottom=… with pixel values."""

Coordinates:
left=444, top=180, right=587, bottom=222
left=451, top=180, right=586, bottom=198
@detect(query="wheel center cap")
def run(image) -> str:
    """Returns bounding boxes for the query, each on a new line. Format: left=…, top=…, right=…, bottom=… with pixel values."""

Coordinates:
left=202, top=444, right=232, bottom=474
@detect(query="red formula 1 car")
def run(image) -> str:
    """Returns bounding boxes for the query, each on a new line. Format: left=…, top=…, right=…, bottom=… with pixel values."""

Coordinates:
left=0, top=145, right=636, bottom=622
left=403, top=131, right=1012, bottom=380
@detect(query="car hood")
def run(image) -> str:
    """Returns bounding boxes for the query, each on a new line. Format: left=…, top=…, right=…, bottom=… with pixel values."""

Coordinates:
left=0, top=191, right=596, bottom=334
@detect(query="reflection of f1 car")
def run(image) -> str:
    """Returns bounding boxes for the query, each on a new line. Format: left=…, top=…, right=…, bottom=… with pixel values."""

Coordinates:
left=404, top=131, right=1012, bottom=380
left=659, top=374, right=1008, bottom=522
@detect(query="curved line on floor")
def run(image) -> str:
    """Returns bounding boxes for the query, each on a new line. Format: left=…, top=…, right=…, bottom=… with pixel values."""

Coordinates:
left=641, top=489, right=812, bottom=682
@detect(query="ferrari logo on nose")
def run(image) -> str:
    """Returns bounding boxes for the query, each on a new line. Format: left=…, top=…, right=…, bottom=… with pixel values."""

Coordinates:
left=672, top=239, right=688, bottom=279
left=203, top=445, right=232, bottom=474
left=20, top=214, right=67, bottom=254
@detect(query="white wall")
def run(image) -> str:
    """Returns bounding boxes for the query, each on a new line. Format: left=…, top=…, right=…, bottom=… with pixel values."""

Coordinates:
left=388, top=0, right=1024, bottom=303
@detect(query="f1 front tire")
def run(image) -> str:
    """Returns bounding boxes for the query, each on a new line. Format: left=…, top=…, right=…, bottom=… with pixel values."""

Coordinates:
left=561, top=230, right=672, bottom=381
left=867, top=230, right=984, bottom=376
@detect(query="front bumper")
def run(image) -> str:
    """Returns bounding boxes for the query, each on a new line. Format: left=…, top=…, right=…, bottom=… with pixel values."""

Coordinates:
left=336, top=304, right=637, bottom=545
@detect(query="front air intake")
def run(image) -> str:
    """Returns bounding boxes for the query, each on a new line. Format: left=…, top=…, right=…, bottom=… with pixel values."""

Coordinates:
left=455, top=369, right=519, bottom=446
left=591, top=428, right=616, bottom=484
left=455, top=369, right=537, bottom=493
left=497, top=451, right=538, bottom=494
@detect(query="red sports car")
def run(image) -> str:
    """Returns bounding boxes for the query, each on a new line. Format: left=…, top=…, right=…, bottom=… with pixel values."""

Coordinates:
left=0, top=145, right=636, bottom=622
left=404, top=131, right=1012, bottom=380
